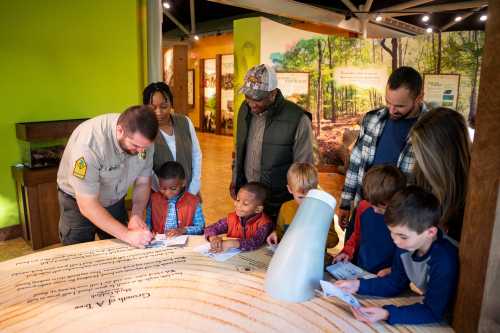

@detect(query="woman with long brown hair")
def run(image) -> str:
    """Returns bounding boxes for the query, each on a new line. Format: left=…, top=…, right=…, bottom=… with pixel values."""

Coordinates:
left=410, top=107, right=471, bottom=241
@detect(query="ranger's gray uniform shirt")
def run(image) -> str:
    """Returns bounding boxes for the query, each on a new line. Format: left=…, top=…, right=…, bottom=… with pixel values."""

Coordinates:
left=57, top=114, right=154, bottom=207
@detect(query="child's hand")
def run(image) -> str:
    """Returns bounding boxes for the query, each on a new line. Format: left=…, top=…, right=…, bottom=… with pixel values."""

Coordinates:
left=209, top=236, right=223, bottom=253
left=332, top=253, right=350, bottom=263
left=376, top=267, right=391, bottom=277
left=166, top=228, right=185, bottom=238
left=266, top=231, right=278, bottom=246
left=351, top=306, right=389, bottom=324
left=335, top=279, right=360, bottom=294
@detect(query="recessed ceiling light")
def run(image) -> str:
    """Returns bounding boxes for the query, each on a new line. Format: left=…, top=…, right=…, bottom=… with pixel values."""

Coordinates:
left=375, top=15, right=383, bottom=22
left=426, top=27, right=433, bottom=33
left=480, top=14, right=487, bottom=22
left=454, top=16, right=462, bottom=22
left=422, top=15, right=430, bottom=22
left=163, top=2, right=170, bottom=9
left=194, top=35, right=200, bottom=41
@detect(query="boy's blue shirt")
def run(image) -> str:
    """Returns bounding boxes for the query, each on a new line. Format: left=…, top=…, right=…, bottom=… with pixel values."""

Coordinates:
left=357, top=207, right=395, bottom=273
left=358, top=229, right=459, bottom=325
left=145, top=192, right=205, bottom=235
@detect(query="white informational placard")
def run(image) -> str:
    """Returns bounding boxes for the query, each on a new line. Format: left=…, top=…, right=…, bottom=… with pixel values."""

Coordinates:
left=424, top=74, right=460, bottom=109
left=334, top=66, right=388, bottom=91
left=276, top=72, right=309, bottom=98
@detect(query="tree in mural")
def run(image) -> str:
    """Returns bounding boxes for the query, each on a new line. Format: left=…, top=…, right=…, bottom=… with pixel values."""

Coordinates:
left=442, top=31, right=484, bottom=116
left=277, top=37, right=323, bottom=134
left=316, top=39, right=324, bottom=136
left=269, top=30, right=483, bottom=169
left=381, top=38, right=398, bottom=71
left=323, top=36, right=360, bottom=121
left=327, top=37, right=336, bottom=122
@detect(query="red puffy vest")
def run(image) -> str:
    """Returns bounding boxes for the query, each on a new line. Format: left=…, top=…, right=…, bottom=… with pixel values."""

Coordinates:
left=150, top=191, right=199, bottom=233
left=226, top=212, right=271, bottom=239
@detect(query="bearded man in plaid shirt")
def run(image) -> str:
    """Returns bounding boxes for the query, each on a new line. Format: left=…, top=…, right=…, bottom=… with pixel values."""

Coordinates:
left=339, top=67, right=428, bottom=240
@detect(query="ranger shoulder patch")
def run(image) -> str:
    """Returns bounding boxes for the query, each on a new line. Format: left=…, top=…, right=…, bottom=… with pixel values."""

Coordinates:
left=73, top=157, right=87, bottom=179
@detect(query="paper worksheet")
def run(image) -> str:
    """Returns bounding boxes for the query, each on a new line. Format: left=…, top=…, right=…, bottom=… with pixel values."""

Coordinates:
left=326, top=262, right=377, bottom=280
left=145, top=234, right=189, bottom=248
left=320, top=280, right=361, bottom=308
left=193, top=243, right=241, bottom=262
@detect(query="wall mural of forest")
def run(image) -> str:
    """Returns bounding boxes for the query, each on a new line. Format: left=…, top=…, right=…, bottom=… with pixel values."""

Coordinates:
left=263, top=24, right=484, bottom=171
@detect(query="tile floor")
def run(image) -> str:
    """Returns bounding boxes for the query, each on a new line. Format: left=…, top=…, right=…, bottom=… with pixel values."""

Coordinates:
left=0, top=132, right=346, bottom=262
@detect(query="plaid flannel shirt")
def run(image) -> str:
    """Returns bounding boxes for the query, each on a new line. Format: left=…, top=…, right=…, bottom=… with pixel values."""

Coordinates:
left=340, top=105, right=428, bottom=211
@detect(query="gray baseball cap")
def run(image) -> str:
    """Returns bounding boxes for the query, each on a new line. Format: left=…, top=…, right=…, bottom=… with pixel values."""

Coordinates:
left=239, top=64, right=278, bottom=100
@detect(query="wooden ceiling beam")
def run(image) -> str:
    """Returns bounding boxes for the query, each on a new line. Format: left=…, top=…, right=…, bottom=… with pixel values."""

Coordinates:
left=339, top=0, right=358, bottom=13
left=209, top=0, right=414, bottom=37
left=164, top=8, right=191, bottom=36
left=209, top=0, right=347, bottom=27
left=364, top=0, right=374, bottom=12
left=190, top=0, right=196, bottom=34
left=376, top=0, right=435, bottom=13
left=382, top=1, right=488, bottom=17
left=371, top=16, right=425, bottom=35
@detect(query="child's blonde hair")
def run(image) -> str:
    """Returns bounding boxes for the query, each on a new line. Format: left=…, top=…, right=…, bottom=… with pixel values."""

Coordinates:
left=287, top=162, right=318, bottom=193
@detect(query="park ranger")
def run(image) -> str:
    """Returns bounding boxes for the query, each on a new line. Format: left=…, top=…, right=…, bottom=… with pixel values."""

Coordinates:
left=57, top=105, right=158, bottom=248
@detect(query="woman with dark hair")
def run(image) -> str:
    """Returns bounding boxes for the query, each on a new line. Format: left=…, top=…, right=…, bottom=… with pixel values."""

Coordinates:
left=143, top=82, right=202, bottom=196
left=410, top=107, right=471, bottom=241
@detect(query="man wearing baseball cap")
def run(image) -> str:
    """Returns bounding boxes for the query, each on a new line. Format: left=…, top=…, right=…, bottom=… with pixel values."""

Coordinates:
left=231, top=64, right=314, bottom=220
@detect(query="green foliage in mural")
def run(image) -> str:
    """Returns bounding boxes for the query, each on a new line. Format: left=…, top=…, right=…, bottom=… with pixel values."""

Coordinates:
left=270, top=32, right=484, bottom=124
left=267, top=31, right=484, bottom=167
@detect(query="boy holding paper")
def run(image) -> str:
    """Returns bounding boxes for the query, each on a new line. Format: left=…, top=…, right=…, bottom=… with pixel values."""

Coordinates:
left=336, top=186, right=459, bottom=325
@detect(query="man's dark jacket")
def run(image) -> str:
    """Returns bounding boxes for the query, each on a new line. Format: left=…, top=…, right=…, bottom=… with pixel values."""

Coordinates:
left=234, top=89, right=307, bottom=218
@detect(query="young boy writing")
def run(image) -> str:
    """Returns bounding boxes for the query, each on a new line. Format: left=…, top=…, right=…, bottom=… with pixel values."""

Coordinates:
left=266, top=162, right=339, bottom=249
left=146, top=161, right=205, bottom=236
left=333, top=165, right=406, bottom=276
left=336, top=186, right=459, bottom=325
left=204, top=182, right=272, bottom=253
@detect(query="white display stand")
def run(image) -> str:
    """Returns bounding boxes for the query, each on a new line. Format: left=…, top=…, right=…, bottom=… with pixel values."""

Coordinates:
left=0, top=237, right=452, bottom=332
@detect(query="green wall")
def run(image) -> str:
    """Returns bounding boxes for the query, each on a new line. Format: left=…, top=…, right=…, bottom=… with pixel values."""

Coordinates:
left=0, top=0, right=147, bottom=228
left=233, top=17, right=261, bottom=137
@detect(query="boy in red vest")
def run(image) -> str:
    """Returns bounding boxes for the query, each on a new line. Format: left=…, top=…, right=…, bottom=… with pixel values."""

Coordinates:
left=146, top=161, right=205, bottom=236
left=205, top=182, right=272, bottom=252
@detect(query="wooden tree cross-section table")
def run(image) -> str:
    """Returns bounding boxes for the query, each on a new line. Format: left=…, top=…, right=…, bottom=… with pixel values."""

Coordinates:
left=0, top=237, right=453, bottom=332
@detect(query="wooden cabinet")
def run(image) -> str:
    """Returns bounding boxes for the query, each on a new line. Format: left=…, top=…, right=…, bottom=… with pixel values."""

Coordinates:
left=12, top=166, right=60, bottom=250
left=12, top=119, right=87, bottom=249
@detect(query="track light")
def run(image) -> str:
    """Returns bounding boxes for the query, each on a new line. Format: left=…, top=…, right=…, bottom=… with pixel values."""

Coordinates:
left=422, top=15, right=430, bottom=22
left=454, top=16, right=462, bottom=22
left=426, top=27, right=433, bottom=33
left=193, top=35, right=200, bottom=41
left=163, top=1, right=170, bottom=9
left=375, top=15, right=383, bottom=22
left=480, top=14, right=487, bottom=22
